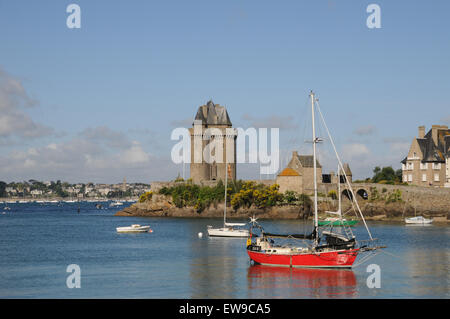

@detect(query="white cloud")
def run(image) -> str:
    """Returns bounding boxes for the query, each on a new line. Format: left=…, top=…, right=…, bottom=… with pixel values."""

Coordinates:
left=79, top=126, right=131, bottom=149
left=119, top=141, right=150, bottom=165
left=0, top=68, right=53, bottom=140
left=0, top=126, right=182, bottom=183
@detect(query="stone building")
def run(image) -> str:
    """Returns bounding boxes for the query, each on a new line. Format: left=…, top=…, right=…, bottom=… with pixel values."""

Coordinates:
left=189, top=100, right=237, bottom=183
left=446, top=136, right=450, bottom=187
left=276, top=151, right=353, bottom=195
left=401, top=125, right=450, bottom=187
left=276, top=167, right=303, bottom=194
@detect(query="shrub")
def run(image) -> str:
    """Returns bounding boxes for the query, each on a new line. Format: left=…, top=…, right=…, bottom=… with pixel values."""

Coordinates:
left=284, top=191, right=298, bottom=203
left=230, top=182, right=283, bottom=209
left=139, top=191, right=153, bottom=203
left=369, top=187, right=379, bottom=201
left=385, top=189, right=402, bottom=203
left=328, top=190, right=337, bottom=200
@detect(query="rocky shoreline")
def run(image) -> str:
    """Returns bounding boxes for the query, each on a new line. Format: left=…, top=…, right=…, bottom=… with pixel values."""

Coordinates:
left=115, top=194, right=449, bottom=223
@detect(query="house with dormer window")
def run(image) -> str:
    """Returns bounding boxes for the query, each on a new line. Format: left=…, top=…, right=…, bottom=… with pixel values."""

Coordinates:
left=401, top=125, right=450, bottom=187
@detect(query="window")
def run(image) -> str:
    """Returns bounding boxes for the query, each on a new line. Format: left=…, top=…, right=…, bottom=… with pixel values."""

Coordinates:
left=403, top=174, right=408, bottom=182
left=408, top=174, right=412, bottom=182
left=434, top=174, right=439, bottom=182
left=422, top=174, right=427, bottom=182
left=402, top=163, right=406, bottom=170
left=432, top=163, right=441, bottom=170
left=420, top=163, right=428, bottom=170
left=406, top=162, right=414, bottom=170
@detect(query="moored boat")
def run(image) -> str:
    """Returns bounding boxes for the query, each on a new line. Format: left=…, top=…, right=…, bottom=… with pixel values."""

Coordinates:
left=405, top=216, right=433, bottom=224
left=207, top=224, right=249, bottom=237
left=246, top=91, right=385, bottom=269
left=110, top=201, right=123, bottom=207
left=207, top=164, right=250, bottom=238
left=116, top=224, right=152, bottom=233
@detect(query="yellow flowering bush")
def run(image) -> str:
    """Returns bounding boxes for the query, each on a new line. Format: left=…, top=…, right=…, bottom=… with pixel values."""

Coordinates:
left=139, top=191, right=153, bottom=203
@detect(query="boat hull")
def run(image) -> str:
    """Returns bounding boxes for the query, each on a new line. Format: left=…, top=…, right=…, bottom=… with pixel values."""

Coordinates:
left=116, top=226, right=151, bottom=233
left=405, top=218, right=433, bottom=224
left=247, top=248, right=359, bottom=268
left=207, top=228, right=249, bottom=238
left=318, top=220, right=358, bottom=227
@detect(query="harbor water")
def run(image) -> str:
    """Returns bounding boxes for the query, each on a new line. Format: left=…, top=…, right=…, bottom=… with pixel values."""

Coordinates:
left=0, top=202, right=448, bottom=298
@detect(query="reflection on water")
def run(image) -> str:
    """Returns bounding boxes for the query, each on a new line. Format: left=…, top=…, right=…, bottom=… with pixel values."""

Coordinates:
left=247, top=265, right=358, bottom=298
left=189, top=234, right=246, bottom=298
left=404, top=227, right=450, bottom=297
left=1, top=205, right=449, bottom=298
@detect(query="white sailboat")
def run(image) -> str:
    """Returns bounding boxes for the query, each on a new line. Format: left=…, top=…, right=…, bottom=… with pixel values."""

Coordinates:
left=405, top=216, right=433, bottom=224
left=207, top=164, right=249, bottom=238
left=404, top=196, right=433, bottom=224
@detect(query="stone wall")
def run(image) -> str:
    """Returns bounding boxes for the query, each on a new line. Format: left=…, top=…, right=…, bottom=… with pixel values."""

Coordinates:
left=322, top=182, right=450, bottom=217
left=276, top=175, right=302, bottom=194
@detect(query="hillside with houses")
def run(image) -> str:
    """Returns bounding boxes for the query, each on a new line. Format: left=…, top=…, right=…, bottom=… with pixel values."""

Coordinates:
left=0, top=180, right=150, bottom=200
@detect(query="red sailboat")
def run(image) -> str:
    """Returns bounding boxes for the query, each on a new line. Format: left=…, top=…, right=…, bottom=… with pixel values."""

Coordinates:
left=246, top=91, right=384, bottom=269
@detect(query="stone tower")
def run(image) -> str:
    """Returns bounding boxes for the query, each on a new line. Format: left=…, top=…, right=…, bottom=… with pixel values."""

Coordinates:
left=189, top=100, right=237, bottom=183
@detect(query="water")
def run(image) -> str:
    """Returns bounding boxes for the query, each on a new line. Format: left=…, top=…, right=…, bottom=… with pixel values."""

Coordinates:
left=0, top=202, right=448, bottom=298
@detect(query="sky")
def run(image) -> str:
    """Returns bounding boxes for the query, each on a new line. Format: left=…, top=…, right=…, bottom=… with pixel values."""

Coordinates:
left=0, top=0, right=449, bottom=183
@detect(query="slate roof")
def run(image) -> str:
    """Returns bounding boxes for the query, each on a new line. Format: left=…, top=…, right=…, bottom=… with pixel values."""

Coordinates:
left=416, top=128, right=450, bottom=163
left=194, top=100, right=232, bottom=126
left=297, top=155, right=322, bottom=168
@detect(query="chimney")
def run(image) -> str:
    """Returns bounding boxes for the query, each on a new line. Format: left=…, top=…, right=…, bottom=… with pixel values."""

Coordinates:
left=418, top=125, right=425, bottom=139
left=292, top=151, right=298, bottom=159
left=431, top=125, right=447, bottom=146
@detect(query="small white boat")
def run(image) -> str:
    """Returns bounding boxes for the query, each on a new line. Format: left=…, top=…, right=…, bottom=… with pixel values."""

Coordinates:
left=110, top=201, right=123, bottom=207
left=405, top=216, right=433, bottom=224
left=116, top=224, right=152, bottom=233
left=207, top=224, right=249, bottom=237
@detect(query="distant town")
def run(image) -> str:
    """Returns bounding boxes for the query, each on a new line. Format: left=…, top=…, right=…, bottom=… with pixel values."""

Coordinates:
left=0, top=179, right=151, bottom=200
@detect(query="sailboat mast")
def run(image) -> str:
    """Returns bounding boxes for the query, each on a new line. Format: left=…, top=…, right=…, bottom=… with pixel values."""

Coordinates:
left=311, top=91, right=319, bottom=246
left=338, top=164, right=341, bottom=215
left=224, top=162, right=228, bottom=227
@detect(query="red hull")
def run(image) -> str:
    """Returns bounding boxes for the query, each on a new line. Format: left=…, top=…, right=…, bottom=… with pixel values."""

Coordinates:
left=247, top=248, right=359, bottom=268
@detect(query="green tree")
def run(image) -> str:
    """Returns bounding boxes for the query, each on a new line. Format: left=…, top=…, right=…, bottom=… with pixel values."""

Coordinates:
left=371, top=166, right=401, bottom=184
left=0, top=181, right=6, bottom=197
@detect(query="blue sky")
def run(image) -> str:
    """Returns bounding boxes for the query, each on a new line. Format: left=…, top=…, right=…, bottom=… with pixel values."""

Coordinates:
left=0, top=0, right=449, bottom=183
